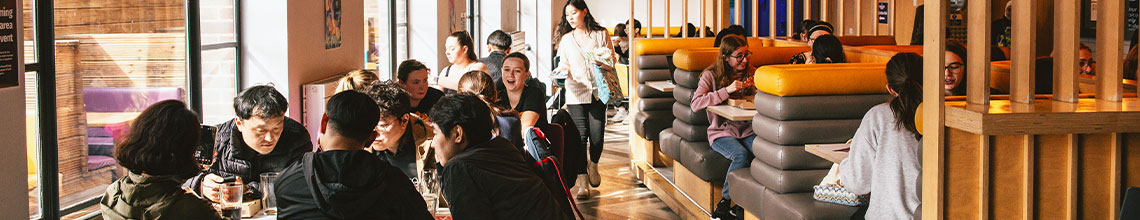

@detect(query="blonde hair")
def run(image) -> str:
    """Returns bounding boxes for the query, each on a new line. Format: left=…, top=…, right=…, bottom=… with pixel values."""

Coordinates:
left=335, top=69, right=379, bottom=93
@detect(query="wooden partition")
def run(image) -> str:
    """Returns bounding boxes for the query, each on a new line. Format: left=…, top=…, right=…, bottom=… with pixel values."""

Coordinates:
left=923, top=0, right=1139, bottom=219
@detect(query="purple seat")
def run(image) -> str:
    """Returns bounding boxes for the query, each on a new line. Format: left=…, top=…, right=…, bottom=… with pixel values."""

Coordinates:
left=83, top=87, right=184, bottom=112
left=87, top=156, right=117, bottom=171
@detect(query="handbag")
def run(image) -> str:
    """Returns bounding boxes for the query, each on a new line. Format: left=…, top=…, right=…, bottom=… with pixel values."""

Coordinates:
left=812, top=164, right=868, bottom=206
left=590, top=63, right=624, bottom=105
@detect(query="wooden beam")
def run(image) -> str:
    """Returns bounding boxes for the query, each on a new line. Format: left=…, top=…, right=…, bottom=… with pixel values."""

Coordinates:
left=1010, top=0, right=1037, bottom=104
left=649, top=0, right=654, bottom=37
left=1097, top=0, right=1125, bottom=102
left=855, top=0, right=862, bottom=36
left=717, top=0, right=723, bottom=31
left=735, top=0, right=742, bottom=26
left=631, top=0, right=636, bottom=39
left=666, top=0, right=672, bottom=39
left=1066, top=134, right=1078, bottom=219
left=922, top=0, right=947, bottom=219
left=979, top=135, right=991, bottom=220
left=966, top=0, right=991, bottom=105
left=888, top=0, right=895, bottom=36
left=683, top=0, right=689, bottom=38
left=754, top=0, right=760, bottom=37
left=769, top=0, right=776, bottom=38
left=837, top=0, right=844, bottom=36
left=701, top=0, right=707, bottom=38
left=1023, top=135, right=1035, bottom=220
left=821, top=0, right=828, bottom=22
left=805, top=0, right=812, bottom=21
left=1053, top=0, right=1080, bottom=103
left=786, top=0, right=794, bottom=37
left=1110, top=133, right=1123, bottom=220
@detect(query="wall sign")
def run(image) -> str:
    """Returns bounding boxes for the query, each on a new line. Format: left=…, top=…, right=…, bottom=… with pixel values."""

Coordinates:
left=0, top=0, right=16, bottom=88
left=877, top=2, right=889, bottom=24
left=325, top=0, right=342, bottom=49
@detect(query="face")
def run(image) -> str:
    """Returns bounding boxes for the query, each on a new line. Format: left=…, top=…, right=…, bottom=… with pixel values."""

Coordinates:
left=430, top=124, right=464, bottom=166
left=726, top=46, right=751, bottom=72
left=236, top=115, right=285, bottom=155
left=371, top=115, right=408, bottom=152
left=1079, top=49, right=1095, bottom=75
left=565, top=5, right=586, bottom=29
left=445, top=37, right=466, bottom=63
left=501, top=57, right=530, bottom=92
left=402, top=69, right=431, bottom=100
left=944, top=51, right=965, bottom=92
left=807, top=31, right=831, bottom=48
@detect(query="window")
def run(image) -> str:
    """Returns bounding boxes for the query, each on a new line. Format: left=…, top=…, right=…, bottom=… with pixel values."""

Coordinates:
left=364, top=0, right=408, bottom=80
left=25, top=0, right=239, bottom=218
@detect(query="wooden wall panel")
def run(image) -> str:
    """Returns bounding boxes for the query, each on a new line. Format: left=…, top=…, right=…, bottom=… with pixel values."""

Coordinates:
left=1125, top=133, right=1140, bottom=190
left=944, top=128, right=982, bottom=219
left=1079, top=134, right=1116, bottom=219
left=989, top=135, right=1028, bottom=219
left=1033, top=134, right=1073, bottom=219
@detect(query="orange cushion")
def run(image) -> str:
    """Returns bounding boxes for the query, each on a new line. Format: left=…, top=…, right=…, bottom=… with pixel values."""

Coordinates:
left=753, top=63, right=889, bottom=96
left=634, top=38, right=774, bottom=55
left=672, top=46, right=810, bottom=71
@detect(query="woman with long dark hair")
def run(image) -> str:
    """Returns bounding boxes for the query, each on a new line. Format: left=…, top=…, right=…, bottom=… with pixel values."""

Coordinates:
left=944, top=40, right=968, bottom=96
left=101, top=100, right=226, bottom=219
left=434, top=31, right=487, bottom=92
left=808, top=34, right=847, bottom=64
left=552, top=0, right=613, bottom=199
left=689, top=35, right=756, bottom=219
left=839, top=52, right=924, bottom=219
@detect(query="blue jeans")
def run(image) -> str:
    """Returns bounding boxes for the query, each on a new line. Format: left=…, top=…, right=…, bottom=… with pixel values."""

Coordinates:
left=710, top=135, right=756, bottom=200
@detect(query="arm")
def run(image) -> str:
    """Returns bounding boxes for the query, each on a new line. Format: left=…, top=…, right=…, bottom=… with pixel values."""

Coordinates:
left=438, top=68, right=461, bottom=91
left=519, top=111, right=540, bottom=128
left=470, top=63, right=489, bottom=72
left=689, top=71, right=732, bottom=112
left=838, top=112, right=880, bottom=195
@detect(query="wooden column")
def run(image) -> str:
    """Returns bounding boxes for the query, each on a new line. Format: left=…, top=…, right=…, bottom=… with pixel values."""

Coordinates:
left=666, top=0, right=672, bottom=39
left=804, top=0, right=811, bottom=21
left=701, top=0, right=707, bottom=37
left=753, top=0, right=760, bottom=37
left=649, top=0, right=654, bottom=37
left=821, top=0, right=828, bottom=22
left=1053, top=0, right=1080, bottom=103
left=769, top=0, right=776, bottom=38
left=1009, top=0, right=1037, bottom=104
left=855, top=0, right=862, bottom=35
left=921, top=0, right=947, bottom=219
left=966, top=0, right=991, bottom=105
left=630, top=0, right=636, bottom=39
left=735, top=0, right=742, bottom=25
left=1097, top=0, right=1125, bottom=102
left=683, top=0, right=689, bottom=38
left=718, top=0, right=724, bottom=31
left=786, top=0, right=794, bottom=37
left=888, top=0, right=894, bottom=36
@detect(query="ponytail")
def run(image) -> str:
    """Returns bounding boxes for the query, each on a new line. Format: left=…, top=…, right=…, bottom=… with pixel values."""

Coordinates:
left=885, top=53, right=924, bottom=140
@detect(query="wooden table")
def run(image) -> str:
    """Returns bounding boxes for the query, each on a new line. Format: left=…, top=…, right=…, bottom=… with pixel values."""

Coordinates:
left=646, top=81, right=675, bottom=92
left=86, top=112, right=141, bottom=127
left=706, top=105, right=755, bottom=121
left=804, top=143, right=850, bottom=163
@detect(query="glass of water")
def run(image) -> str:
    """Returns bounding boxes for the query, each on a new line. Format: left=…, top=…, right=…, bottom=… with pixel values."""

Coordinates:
left=422, top=192, right=438, bottom=216
left=220, top=182, right=243, bottom=219
left=260, top=172, right=280, bottom=215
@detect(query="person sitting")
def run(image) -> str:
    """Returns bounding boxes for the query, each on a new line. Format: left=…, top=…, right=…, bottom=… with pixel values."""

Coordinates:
left=479, top=30, right=512, bottom=85
left=397, top=59, right=445, bottom=116
left=805, top=34, right=846, bottom=64
left=359, top=81, right=434, bottom=180
left=839, top=52, right=924, bottom=219
left=612, top=19, right=642, bottom=65
left=713, top=25, right=747, bottom=47
left=434, top=31, right=488, bottom=92
left=186, top=85, right=312, bottom=203
left=793, top=20, right=818, bottom=41
left=789, top=21, right=834, bottom=63
left=496, top=52, right=548, bottom=129
left=689, top=35, right=756, bottom=220
left=334, top=69, right=378, bottom=93
left=944, top=40, right=968, bottom=96
left=101, top=100, right=227, bottom=220
left=275, top=90, right=432, bottom=220
left=457, top=70, right=524, bottom=149
left=428, top=93, right=570, bottom=220
left=1079, top=43, right=1095, bottom=77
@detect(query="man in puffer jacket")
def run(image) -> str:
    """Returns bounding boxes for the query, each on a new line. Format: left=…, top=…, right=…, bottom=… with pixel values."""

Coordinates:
left=185, top=85, right=312, bottom=202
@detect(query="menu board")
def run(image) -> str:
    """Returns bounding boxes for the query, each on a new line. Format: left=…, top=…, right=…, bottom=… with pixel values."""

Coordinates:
left=0, top=0, right=16, bottom=88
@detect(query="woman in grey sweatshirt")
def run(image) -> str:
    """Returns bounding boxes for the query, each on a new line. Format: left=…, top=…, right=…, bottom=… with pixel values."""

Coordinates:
left=839, top=53, right=924, bottom=219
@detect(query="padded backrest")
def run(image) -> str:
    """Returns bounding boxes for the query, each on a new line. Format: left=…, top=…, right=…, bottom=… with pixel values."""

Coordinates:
left=634, top=38, right=774, bottom=55
left=607, top=26, right=686, bottom=37
left=835, top=35, right=897, bottom=46
left=83, top=87, right=185, bottom=112
left=844, top=45, right=925, bottom=63
left=672, top=46, right=811, bottom=71
left=753, top=63, right=888, bottom=96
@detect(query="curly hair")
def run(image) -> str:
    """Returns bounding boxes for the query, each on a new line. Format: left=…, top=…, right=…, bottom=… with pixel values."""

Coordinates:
left=359, top=80, right=412, bottom=119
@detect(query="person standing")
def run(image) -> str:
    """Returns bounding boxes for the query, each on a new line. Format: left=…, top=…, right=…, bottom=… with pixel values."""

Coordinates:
left=553, top=0, right=614, bottom=198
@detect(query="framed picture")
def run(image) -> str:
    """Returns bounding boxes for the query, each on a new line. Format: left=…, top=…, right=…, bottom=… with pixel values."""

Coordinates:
left=325, top=0, right=341, bottom=49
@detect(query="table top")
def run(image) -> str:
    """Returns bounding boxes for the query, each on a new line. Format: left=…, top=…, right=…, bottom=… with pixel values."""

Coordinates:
left=244, top=208, right=453, bottom=219
left=86, top=112, right=141, bottom=127
left=646, top=81, right=675, bottom=92
left=706, top=105, right=755, bottom=121
left=805, top=143, right=850, bottom=163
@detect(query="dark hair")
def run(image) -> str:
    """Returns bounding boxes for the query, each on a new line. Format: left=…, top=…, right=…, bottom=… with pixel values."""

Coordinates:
left=114, top=100, right=201, bottom=178
left=449, top=31, right=479, bottom=61
left=885, top=53, right=924, bottom=140
left=614, top=23, right=628, bottom=38
left=429, top=93, right=494, bottom=146
left=487, top=30, right=512, bottom=51
left=555, top=0, right=606, bottom=45
left=325, top=90, right=381, bottom=143
left=811, top=35, right=846, bottom=63
left=360, top=80, right=411, bottom=119
left=676, top=23, right=698, bottom=37
left=233, top=85, right=288, bottom=120
left=807, top=22, right=835, bottom=37
left=628, top=19, right=642, bottom=31
left=714, top=25, right=747, bottom=47
left=1126, top=45, right=1138, bottom=80
left=397, top=59, right=429, bottom=82
left=795, top=20, right=818, bottom=40
left=504, top=52, right=531, bottom=71
left=945, top=39, right=969, bottom=95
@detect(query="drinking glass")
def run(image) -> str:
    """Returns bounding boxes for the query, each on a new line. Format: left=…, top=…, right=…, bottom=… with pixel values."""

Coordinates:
left=220, top=182, right=243, bottom=219
left=260, top=172, right=280, bottom=215
left=423, top=192, right=439, bottom=216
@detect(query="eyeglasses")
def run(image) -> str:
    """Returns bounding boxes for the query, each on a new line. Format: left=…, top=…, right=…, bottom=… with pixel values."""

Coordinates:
left=728, top=52, right=752, bottom=61
left=945, top=62, right=964, bottom=73
left=1080, top=59, right=1096, bottom=67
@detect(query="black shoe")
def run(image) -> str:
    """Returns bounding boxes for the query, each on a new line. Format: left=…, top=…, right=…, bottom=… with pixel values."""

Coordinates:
left=731, top=205, right=745, bottom=219
left=712, top=198, right=735, bottom=220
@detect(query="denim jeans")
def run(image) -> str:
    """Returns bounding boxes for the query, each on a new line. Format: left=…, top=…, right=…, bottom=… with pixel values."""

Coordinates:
left=710, top=135, right=757, bottom=200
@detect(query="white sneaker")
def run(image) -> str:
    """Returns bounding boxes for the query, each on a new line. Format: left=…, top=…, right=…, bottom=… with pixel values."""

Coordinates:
left=588, top=161, right=601, bottom=187
left=576, top=174, right=592, bottom=199
left=610, top=107, right=628, bottom=122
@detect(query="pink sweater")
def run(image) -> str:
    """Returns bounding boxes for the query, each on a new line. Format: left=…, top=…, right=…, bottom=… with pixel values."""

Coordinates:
left=689, top=69, right=755, bottom=145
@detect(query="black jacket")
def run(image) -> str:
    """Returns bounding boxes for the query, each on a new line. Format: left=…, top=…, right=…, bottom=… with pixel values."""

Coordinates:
left=478, top=51, right=507, bottom=85
left=439, top=137, right=570, bottom=220
left=186, top=117, right=312, bottom=199
left=275, top=150, right=432, bottom=220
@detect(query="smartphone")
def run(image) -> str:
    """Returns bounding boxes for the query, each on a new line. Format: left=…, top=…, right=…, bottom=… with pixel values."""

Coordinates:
left=194, top=125, right=218, bottom=168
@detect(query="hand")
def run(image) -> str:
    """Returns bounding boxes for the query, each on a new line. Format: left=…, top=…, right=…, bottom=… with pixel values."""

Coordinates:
left=725, top=80, right=749, bottom=94
left=200, top=174, right=241, bottom=202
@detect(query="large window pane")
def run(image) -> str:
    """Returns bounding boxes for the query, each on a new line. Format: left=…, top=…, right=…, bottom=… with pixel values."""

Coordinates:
left=365, top=0, right=393, bottom=79
left=200, top=0, right=237, bottom=125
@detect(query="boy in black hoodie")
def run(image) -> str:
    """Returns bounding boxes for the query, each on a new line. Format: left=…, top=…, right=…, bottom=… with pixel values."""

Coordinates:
left=274, top=90, right=433, bottom=220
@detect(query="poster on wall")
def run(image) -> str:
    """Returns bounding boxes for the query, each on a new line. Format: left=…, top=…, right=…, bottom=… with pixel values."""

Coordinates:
left=0, top=0, right=17, bottom=88
left=325, top=0, right=342, bottom=49
left=877, top=2, right=889, bottom=24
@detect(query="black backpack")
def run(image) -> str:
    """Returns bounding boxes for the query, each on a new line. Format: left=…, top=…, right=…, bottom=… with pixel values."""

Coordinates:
left=523, top=126, right=584, bottom=220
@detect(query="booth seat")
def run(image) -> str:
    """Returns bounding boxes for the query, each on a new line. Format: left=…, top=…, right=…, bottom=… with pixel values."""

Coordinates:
left=774, top=35, right=897, bottom=47
left=607, top=26, right=688, bottom=37
left=728, top=63, right=890, bottom=220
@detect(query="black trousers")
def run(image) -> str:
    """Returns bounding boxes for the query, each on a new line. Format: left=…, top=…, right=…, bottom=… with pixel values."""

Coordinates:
left=566, top=98, right=606, bottom=165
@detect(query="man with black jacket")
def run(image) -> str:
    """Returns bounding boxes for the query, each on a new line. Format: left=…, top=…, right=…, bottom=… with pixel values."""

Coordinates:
left=186, top=85, right=312, bottom=202
left=428, top=93, right=571, bottom=220
left=275, top=90, right=432, bottom=219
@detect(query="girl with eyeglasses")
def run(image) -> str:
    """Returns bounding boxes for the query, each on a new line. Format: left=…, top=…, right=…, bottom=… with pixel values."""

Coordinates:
left=944, top=40, right=968, bottom=96
left=689, top=35, right=757, bottom=219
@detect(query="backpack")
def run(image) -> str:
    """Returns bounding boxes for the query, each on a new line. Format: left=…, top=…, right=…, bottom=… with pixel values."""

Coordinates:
left=523, top=126, right=584, bottom=220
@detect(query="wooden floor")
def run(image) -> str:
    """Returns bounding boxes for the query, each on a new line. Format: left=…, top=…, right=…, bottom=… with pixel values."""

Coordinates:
left=574, top=122, right=681, bottom=219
